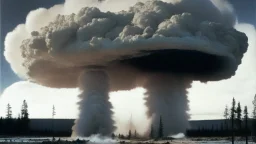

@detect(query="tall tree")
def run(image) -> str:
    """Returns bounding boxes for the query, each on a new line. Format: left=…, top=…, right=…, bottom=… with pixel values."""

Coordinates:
left=244, top=106, right=248, bottom=144
left=52, top=105, right=56, bottom=119
left=253, top=95, right=256, bottom=119
left=134, top=130, right=137, bottom=138
left=21, top=100, right=30, bottom=135
left=5, top=104, right=13, bottom=135
left=224, top=105, right=229, bottom=130
left=21, top=100, right=29, bottom=119
left=231, top=98, right=236, bottom=144
left=52, top=105, right=56, bottom=138
left=6, top=103, right=12, bottom=119
left=236, top=102, right=242, bottom=130
left=253, top=95, right=256, bottom=138
left=150, top=124, right=154, bottom=139
left=158, top=116, right=163, bottom=139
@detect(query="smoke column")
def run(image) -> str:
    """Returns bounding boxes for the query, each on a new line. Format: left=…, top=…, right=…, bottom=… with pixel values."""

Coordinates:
left=144, top=74, right=190, bottom=135
left=72, top=70, right=115, bottom=136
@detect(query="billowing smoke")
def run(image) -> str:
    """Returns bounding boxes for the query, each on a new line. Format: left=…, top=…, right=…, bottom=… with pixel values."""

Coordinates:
left=72, top=70, right=115, bottom=136
left=144, top=74, right=190, bottom=135
left=4, top=0, right=248, bottom=137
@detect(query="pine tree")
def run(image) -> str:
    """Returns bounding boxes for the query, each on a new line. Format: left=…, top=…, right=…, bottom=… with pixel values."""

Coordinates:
left=6, top=103, right=12, bottom=119
left=52, top=105, right=56, bottom=119
left=134, top=130, right=137, bottom=138
left=158, top=116, right=163, bottom=139
left=231, top=98, right=236, bottom=120
left=150, top=124, right=154, bottom=139
left=52, top=105, right=56, bottom=138
left=21, top=100, right=30, bottom=134
left=5, top=104, right=13, bottom=135
left=236, top=102, right=242, bottom=130
left=252, top=95, right=256, bottom=138
left=21, top=100, right=29, bottom=119
left=244, top=106, right=248, bottom=144
left=231, top=98, right=236, bottom=144
left=253, top=95, right=256, bottom=119
left=224, top=105, right=229, bottom=130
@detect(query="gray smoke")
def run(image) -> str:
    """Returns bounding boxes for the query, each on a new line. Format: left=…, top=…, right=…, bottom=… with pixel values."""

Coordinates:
left=4, top=0, right=248, bottom=137
left=71, top=70, right=115, bottom=136
left=144, top=74, right=190, bottom=135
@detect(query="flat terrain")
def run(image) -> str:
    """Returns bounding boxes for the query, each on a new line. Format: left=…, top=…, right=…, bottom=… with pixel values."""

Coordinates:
left=0, top=137, right=255, bottom=144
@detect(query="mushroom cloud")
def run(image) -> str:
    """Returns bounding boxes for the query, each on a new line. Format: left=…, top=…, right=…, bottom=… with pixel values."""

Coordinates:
left=4, top=0, right=248, bottom=137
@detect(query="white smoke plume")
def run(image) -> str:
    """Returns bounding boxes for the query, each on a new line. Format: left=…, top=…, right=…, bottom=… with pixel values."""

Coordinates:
left=72, top=70, right=115, bottom=136
left=4, top=0, right=248, bottom=136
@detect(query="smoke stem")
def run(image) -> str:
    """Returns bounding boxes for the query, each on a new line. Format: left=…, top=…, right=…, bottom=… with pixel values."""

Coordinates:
left=144, top=74, right=190, bottom=136
left=72, top=70, right=115, bottom=137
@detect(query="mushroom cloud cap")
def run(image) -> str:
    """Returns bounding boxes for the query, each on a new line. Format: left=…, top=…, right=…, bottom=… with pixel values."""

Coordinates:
left=4, top=0, right=248, bottom=90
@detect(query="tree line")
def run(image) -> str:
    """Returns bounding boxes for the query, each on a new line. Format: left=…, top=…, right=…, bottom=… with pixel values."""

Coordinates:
left=1, top=96, right=256, bottom=140
left=0, top=100, right=30, bottom=136
left=186, top=95, right=256, bottom=143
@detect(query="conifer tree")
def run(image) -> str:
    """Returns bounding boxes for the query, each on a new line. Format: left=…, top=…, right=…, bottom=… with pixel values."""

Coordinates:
left=244, top=106, right=248, bottom=144
left=21, top=100, right=30, bottom=134
left=6, top=103, right=12, bottom=119
left=236, top=102, right=242, bottom=130
left=231, top=98, right=236, bottom=144
left=224, top=105, right=229, bottom=130
left=253, top=95, right=256, bottom=119
left=21, top=100, right=29, bottom=119
left=52, top=105, right=56, bottom=138
left=6, top=104, right=13, bottom=135
left=158, top=116, right=163, bottom=138
left=252, top=95, right=256, bottom=139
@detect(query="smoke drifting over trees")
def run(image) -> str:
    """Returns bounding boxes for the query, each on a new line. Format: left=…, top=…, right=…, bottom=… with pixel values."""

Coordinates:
left=4, top=0, right=248, bottom=137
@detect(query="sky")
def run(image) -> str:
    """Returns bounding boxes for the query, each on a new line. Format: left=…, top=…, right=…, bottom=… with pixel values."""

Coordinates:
left=0, top=0, right=256, bottom=131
